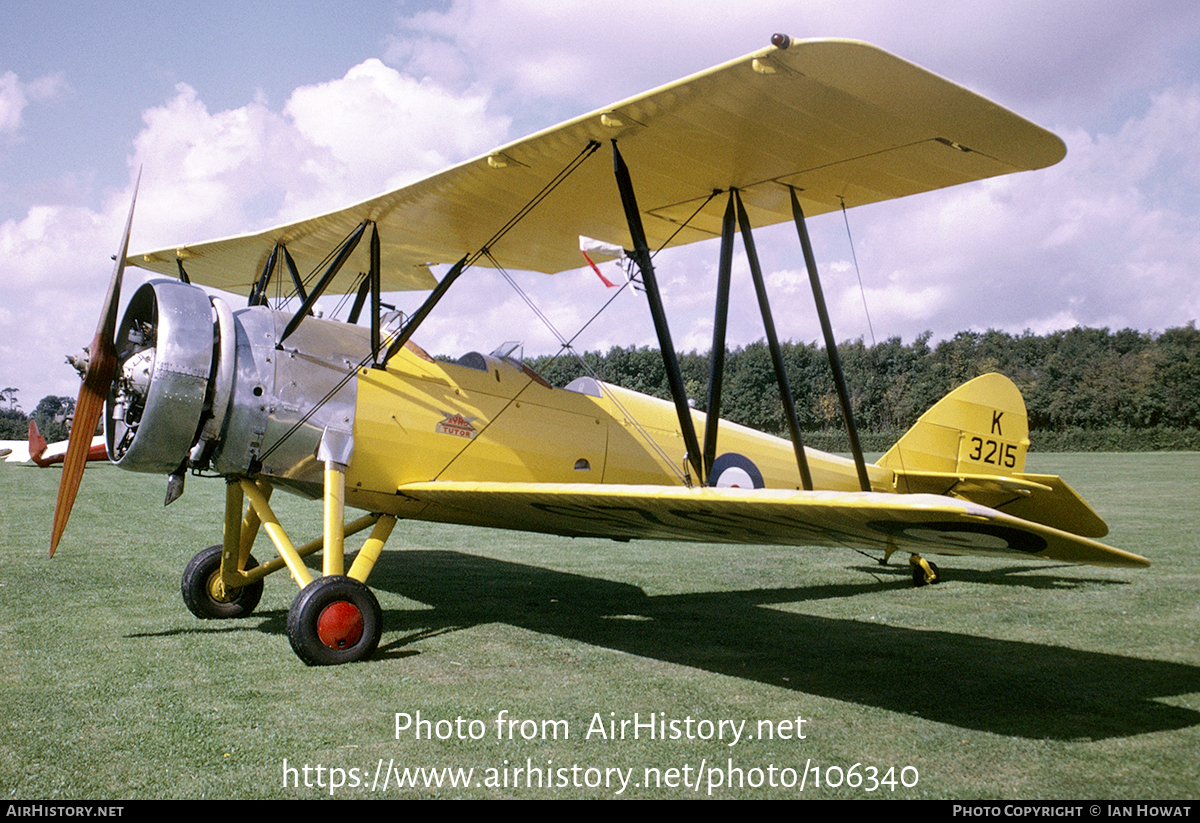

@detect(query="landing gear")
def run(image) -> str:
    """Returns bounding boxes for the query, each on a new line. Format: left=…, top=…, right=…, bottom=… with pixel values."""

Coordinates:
left=286, top=576, right=383, bottom=666
left=910, top=555, right=940, bottom=587
left=201, top=476, right=396, bottom=664
left=181, top=545, right=264, bottom=619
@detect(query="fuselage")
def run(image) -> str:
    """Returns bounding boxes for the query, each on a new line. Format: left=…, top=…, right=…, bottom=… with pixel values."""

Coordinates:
left=343, top=339, right=890, bottom=518
left=104, top=285, right=888, bottom=521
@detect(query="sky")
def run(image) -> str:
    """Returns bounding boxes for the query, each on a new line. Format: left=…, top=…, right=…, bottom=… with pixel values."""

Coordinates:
left=2, top=0, right=1198, bottom=411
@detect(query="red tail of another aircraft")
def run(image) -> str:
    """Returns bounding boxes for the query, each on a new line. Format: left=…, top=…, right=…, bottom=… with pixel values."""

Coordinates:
left=28, top=420, right=49, bottom=464
left=28, top=419, right=107, bottom=468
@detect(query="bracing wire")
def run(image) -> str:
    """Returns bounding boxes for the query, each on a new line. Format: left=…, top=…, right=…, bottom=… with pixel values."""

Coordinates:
left=838, top=196, right=906, bottom=485
left=840, top=197, right=876, bottom=349
left=259, top=142, right=718, bottom=483
left=435, top=251, right=689, bottom=484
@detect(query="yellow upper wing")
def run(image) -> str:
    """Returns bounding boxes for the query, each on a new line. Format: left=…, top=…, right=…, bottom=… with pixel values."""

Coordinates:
left=390, top=482, right=1147, bottom=569
left=128, top=37, right=1065, bottom=294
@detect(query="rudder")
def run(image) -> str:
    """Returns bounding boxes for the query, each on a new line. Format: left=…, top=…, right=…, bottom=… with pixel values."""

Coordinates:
left=27, top=420, right=48, bottom=462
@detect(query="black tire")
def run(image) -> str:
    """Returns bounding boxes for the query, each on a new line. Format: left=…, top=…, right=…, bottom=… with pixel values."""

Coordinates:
left=912, top=560, right=940, bottom=587
left=287, top=576, right=382, bottom=666
left=181, top=545, right=264, bottom=619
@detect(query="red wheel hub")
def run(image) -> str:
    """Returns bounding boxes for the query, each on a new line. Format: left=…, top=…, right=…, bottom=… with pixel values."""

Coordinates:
left=317, top=601, right=364, bottom=649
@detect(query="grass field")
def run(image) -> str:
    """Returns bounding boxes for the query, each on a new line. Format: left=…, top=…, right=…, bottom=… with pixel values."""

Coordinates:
left=2, top=453, right=1197, bottom=799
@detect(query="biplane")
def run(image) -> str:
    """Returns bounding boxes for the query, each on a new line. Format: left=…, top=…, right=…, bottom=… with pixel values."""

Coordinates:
left=51, top=35, right=1148, bottom=666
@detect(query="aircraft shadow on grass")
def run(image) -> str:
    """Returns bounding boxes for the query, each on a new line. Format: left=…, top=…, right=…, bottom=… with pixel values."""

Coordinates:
left=271, top=549, right=1200, bottom=741
left=140, top=547, right=1197, bottom=740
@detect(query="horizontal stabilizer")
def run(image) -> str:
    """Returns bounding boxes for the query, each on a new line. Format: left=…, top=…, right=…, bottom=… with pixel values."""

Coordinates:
left=889, top=470, right=1109, bottom=538
left=28, top=420, right=48, bottom=461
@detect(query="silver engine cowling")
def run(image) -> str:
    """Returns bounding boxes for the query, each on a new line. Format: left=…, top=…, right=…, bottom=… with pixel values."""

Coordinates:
left=107, top=279, right=218, bottom=474
left=106, top=278, right=369, bottom=497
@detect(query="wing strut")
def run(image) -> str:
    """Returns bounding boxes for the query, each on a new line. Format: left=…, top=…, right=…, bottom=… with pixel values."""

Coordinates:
left=248, top=248, right=278, bottom=309
left=381, top=255, right=469, bottom=365
left=701, top=194, right=736, bottom=482
left=345, top=224, right=386, bottom=364
left=347, top=272, right=371, bottom=324
left=249, top=243, right=310, bottom=308
left=734, top=190, right=814, bottom=490
left=612, top=141, right=704, bottom=485
left=789, top=188, right=871, bottom=492
left=248, top=244, right=280, bottom=306
left=282, top=246, right=308, bottom=303
left=278, top=222, right=367, bottom=347
left=369, top=223, right=382, bottom=365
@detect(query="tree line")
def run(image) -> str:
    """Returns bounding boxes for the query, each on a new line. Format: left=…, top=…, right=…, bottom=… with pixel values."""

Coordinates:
left=4, top=324, right=1196, bottom=451
left=527, top=323, right=1200, bottom=451
left=0, top=395, right=74, bottom=441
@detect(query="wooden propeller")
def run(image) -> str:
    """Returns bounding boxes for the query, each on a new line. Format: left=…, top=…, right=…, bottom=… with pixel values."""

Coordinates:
left=50, top=174, right=140, bottom=556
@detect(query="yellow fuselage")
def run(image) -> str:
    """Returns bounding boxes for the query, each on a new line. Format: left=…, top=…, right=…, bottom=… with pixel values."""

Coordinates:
left=345, top=345, right=886, bottom=519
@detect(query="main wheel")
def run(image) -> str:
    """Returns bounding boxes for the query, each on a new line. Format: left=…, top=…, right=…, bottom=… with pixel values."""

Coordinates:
left=287, top=576, right=382, bottom=666
left=181, top=545, right=264, bottom=619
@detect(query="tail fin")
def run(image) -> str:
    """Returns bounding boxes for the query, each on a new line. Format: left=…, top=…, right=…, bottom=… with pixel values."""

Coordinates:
left=879, top=374, right=1107, bottom=538
left=28, top=420, right=48, bottom=462
left=879, top=373, right=1029, bottom=477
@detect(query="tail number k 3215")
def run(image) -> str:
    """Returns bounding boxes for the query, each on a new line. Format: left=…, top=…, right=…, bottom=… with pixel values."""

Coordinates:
left=967, top=436, right=1017, bottom=468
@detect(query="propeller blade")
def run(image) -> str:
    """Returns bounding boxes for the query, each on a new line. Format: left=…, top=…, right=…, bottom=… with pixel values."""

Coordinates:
left=50, top=172, right=140, bottom=556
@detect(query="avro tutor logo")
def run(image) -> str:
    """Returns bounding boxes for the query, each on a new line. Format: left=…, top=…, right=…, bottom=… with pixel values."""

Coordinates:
left=436, top=412, right=478, bottom=439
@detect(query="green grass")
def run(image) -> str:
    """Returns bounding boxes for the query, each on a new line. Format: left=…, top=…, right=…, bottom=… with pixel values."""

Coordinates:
left=2, top=453, right=1198, bottom=799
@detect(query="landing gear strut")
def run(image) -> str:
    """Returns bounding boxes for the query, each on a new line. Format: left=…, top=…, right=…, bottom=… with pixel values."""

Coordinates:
left=184, top=476, right=397, bottom=664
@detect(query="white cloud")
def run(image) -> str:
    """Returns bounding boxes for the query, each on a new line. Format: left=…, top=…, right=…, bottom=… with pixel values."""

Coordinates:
left=2, top=58, right=513, bottom=403
left=125, top=59, right=510, bottom=251
left=282, top=58, right=509, bottom=215
left=129, top=83, right=299, bottom=245
left=0, top=70, right=66, bottom=136
left=386, top=0, right=1200, bottom=130
left=0, top=72, right=24, bottom=133
left=0, top=200, right=114, bottom=402
left=786, top=82, right=1200, bottom=346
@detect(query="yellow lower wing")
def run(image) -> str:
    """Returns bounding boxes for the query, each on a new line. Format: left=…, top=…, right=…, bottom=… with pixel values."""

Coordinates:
left=394, top=482, right=1148, bottom=569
